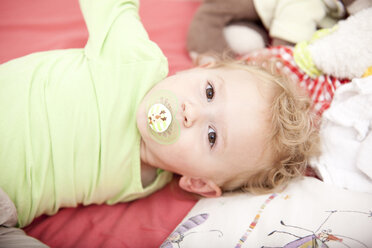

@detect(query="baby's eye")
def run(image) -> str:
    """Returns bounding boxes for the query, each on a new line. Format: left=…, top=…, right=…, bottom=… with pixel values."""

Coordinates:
left=208, top=127, right=217, bottom=148
left=206, top=82, right=214, bottom=102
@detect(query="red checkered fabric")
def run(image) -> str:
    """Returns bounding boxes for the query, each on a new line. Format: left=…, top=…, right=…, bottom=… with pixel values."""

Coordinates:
left=242, top=46, right=350, bottom=116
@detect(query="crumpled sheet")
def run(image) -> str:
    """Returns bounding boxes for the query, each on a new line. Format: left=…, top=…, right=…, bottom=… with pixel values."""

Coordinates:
left=311, top=76, right=372, bottom=193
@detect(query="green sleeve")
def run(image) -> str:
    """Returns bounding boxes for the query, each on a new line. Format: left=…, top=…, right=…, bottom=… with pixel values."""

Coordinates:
left=80, top=0, right=162, bottom=63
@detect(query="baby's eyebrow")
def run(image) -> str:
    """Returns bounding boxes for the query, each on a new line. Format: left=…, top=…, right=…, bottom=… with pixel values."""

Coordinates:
left=215, top=74, right=226, bottom=100
left=215, top=75, right=228, bottom=152
left=219, top=120, right=227, bottom=153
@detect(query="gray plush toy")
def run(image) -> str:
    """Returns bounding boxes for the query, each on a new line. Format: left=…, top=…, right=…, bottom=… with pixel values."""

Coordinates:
left=187, top=0, right=370, bottom=60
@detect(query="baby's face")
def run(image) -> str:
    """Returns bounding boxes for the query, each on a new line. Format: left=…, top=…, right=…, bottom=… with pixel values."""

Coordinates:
left=137, top=67, right=272, bottom=196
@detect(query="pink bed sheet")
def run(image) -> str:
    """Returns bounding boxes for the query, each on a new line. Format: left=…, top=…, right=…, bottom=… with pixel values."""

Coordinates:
left=0, top=0, right=200, bottom=247
left=24, top=178, right=197, bottom=247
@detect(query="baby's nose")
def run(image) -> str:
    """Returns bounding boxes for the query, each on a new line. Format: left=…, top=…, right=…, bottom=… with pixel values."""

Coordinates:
left=182, top=101, right=200, bottom=128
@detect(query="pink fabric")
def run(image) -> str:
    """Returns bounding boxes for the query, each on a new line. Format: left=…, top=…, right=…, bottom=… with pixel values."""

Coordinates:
left=24, top=178, right=197, bottom=248
left=0, top=0, right=200, bottom=247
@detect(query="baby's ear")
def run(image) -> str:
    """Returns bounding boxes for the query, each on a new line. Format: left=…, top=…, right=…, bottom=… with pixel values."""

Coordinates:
left=179, top=176, right=222, bottom=198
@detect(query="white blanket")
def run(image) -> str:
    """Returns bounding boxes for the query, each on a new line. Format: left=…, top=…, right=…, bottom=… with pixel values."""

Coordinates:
left=311, top=76, right=372, bottom=193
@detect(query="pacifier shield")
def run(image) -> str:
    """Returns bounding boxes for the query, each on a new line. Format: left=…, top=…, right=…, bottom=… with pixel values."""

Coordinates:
left=145, top=89, right=180, bottom=145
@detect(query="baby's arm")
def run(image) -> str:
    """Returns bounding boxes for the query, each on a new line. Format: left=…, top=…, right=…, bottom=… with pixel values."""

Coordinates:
left=80, top=0, right=164, bottom=63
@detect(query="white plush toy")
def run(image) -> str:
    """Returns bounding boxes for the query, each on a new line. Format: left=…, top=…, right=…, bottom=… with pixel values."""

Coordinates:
left=294, top=7, right=372, bottom=79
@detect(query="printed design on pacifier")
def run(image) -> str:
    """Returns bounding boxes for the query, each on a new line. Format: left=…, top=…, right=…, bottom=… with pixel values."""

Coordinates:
left=146, top=90, right=180, bottom=145
left=148, top=104, right=172, bottom=133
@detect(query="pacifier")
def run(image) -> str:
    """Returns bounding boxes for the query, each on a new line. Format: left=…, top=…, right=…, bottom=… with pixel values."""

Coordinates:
left=148, top=103, right=172, bottom=133
left=146, top=90, right=180, bottom=145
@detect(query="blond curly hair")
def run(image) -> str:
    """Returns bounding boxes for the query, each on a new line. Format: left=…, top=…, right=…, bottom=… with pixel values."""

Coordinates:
left=198, top=55, right=320, bottom=194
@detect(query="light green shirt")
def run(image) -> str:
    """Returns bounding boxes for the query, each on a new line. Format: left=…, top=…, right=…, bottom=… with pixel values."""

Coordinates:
left=0, top=0, right=172, bottom=227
